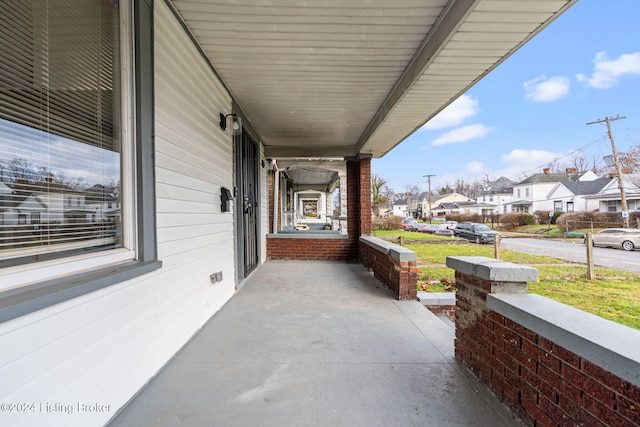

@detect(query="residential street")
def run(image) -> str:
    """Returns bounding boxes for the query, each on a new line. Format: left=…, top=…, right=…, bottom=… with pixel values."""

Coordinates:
left=499, top=237, right=640, bottom=274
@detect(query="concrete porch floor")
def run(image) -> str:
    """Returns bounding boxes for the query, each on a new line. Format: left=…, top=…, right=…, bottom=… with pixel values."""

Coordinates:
left=109, top=261, right=523, bottom=426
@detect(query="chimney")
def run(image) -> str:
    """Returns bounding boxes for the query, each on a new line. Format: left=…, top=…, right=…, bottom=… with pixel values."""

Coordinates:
left=565, top=168, right=577, bottom=174
left=543, top=168, right=551, bottom=175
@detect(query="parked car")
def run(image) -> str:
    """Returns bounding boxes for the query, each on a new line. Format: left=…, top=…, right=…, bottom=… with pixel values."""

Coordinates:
left=590, top=228, right=640, bottom=251
left=453, top=222, right=499, bottom=244
left=417, top=224, right=454, bottom=236
left=442, top=220, right=458, bottom=230
left=400, top=217, right=419, bottom=230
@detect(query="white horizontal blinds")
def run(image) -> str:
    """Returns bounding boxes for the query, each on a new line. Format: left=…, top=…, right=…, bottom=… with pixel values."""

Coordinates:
left=0, top=0, right=122, bottom=267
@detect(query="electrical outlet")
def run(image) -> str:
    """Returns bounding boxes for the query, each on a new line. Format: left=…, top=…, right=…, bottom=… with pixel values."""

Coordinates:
left=210, top=271, right=223, bottom=284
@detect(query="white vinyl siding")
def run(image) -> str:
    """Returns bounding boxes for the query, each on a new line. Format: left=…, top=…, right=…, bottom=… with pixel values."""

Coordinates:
left=0, top=3, right=238, bottom=426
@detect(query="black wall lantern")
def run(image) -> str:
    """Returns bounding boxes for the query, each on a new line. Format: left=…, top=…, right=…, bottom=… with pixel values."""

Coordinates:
left=220, top=113, right=242, bottom=135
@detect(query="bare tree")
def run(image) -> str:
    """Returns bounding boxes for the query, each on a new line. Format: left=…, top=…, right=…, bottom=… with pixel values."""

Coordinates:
left=371, top=174, right=388, bottom=217
left=403, top=184, right=421, bottom=200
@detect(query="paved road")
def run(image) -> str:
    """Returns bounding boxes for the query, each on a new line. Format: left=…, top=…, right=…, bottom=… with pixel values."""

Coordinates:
left=500, top=237, right=640, bottom=274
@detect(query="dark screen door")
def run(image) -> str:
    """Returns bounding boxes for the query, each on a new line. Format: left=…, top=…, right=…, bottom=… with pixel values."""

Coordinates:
left=235, top=131, right=259, bottom=278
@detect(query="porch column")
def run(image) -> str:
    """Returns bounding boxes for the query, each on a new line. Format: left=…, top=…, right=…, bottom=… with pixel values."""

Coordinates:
left=358, top=155, right=372, bottom=235
left=345, top=154, right=372, bottom=238
left=339, top=170, right=347, bottom=235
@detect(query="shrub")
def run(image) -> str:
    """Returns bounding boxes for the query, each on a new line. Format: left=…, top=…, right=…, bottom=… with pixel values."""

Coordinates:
left=373, top=215, right=403, bottom=231
left=534, top=210, right=562, bottom=225
left=556, top=212, right=629, bottom=231
left=500, top=213, right=535, bottom=230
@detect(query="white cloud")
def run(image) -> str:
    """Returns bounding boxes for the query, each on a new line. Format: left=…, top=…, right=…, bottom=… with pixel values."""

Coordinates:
left=421, top=94, right=479, bottom=130
left=523, top=75, right=570, bottom=102
left=430, top=124, right=491, bottom=146
left=576, top=51, right=640, bottom=89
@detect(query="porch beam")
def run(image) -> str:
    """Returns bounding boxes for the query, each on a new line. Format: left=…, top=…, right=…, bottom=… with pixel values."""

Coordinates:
left=264, top=145, right=358, bottom=158
left=355, top=0, right=478, bottom=153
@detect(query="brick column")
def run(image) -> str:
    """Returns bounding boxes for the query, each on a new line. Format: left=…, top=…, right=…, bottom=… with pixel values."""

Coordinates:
left=446, top=257, right=536, bottom=379
left=358, top=155, right=372, bottom=235
left=346, top=158, right=360, bottom=239
left=267, top=171, right=274, bottom=233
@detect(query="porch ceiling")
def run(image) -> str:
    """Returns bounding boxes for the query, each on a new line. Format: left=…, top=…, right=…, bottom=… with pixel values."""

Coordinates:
left=169, top=0, right=577, bottom=158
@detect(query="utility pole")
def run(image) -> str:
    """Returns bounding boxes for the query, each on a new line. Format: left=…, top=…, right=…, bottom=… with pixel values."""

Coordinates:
left=587, top=116, right=628, bottom=227
left=423, top=174, right=435, bottom=224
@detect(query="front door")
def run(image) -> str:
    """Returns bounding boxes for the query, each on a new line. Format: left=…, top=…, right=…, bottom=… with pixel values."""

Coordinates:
left=235, top=131, right=260, bottom=279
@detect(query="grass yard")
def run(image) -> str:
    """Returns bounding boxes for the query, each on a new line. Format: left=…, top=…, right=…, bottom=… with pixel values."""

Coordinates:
left=406, top=241, right=640, bottom=330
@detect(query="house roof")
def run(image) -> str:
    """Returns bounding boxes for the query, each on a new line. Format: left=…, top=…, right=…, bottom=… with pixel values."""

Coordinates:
left=516, top=171, right=588, bottom=185
left=434, top=201, right=492, bottom=209
left=0, top=193, right=48, bottom=209
left=560, top=178, right=611, bottom=196
left=505, top=200, right=532, bottom=206
left=479, top=176, right=514, bottom=195
left=170, top=0, right=577, bottom=159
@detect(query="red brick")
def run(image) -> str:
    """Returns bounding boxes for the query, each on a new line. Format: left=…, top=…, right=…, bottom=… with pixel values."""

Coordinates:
left=505, top=318, right=538, bottom=343
left=618, top=394, right=640, bottom=426
left=583, top=394, right=629, bottom=426
left=562, top=364, right=587, bottom=389
left=521, top=365, right=557, bottom=403
left=522, top=395, right=555, bottom=427
left=539, top=337, right=580, bottom=368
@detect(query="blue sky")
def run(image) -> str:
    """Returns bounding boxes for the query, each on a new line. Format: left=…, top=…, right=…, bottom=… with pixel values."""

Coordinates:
left=372, top=0, right=640, bottom=194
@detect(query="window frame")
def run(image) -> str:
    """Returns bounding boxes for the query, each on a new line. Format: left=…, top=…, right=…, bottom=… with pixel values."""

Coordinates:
left=0, top=0, right=161, bottom=324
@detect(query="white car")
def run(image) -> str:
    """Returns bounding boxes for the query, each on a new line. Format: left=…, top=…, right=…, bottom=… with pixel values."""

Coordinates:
left=590, top=228, right=640, bottom=251
left=442, top=220, right=458, bottom=230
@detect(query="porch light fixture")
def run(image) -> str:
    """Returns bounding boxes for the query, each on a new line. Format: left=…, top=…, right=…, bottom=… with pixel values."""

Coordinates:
left=220, top=113, right=242, bottom=135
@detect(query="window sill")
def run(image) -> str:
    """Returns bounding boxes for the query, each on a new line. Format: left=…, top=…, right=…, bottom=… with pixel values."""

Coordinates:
left=0, top=260, right=162, bottom=324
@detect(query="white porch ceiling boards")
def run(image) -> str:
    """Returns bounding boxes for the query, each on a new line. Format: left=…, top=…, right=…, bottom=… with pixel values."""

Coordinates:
left=169, top=0, right=577, bottom=158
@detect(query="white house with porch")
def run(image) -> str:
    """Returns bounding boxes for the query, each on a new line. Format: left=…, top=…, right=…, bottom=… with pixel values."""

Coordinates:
left=0, top=2, right=600, bottom=427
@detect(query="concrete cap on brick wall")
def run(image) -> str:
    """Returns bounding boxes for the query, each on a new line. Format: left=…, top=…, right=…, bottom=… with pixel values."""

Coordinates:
left=360, top=236, right=416, bottom=262
left=445, top=256, right=538, bottom=283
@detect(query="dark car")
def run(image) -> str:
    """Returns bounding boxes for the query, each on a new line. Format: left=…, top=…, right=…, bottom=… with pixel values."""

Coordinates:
left=417, top=224, right=454, bottom=236
left=453, top=222, right=499, bottom=244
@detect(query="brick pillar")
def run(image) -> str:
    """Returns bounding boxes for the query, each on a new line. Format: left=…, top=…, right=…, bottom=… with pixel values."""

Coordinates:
left=267, top=171, right=274, bottom=233
left=346, top=158, right=360, bottom=239
left=358, top=155, right=372, bottom=235
left=445, top=257, right=537, bottom=410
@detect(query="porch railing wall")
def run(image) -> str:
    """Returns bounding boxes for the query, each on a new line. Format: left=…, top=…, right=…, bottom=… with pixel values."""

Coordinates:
left=447, top=256, right=640, bottom=427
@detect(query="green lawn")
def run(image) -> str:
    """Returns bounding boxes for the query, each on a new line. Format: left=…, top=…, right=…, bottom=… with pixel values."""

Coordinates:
left=406, top=242, right=640, bottom=330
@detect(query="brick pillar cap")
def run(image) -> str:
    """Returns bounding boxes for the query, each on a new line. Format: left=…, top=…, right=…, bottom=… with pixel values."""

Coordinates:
left=445, top=256, right=538, bottom=282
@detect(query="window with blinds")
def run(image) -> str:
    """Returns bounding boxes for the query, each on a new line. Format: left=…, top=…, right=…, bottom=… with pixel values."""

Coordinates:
left=0, top=0, right=122, bottom=268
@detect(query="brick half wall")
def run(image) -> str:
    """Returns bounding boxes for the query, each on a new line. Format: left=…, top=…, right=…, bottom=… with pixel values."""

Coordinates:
left=359, top=236, right=417, bottom=300
left=266, top=236, right=357, bottom=261
left=447, top=256, right=640, bottom=427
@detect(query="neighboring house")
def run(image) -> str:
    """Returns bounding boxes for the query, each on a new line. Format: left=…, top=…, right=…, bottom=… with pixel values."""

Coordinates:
left=584, top=174, right=640, bottom=213
left=510, top=168, right=599, bottom=213
left=0, top=2, right=580, bottom=426
left=85, top=184, right=121, bottom=223
left=545, top=178, right=612, bottom=213
left=391, top=200, right=408, bottom=217
left=478, top=177, right=514, bottom=214
left=0, top=192, right=48, bottom=225
left=432, top=201, right=496, bottom=217
left=8, top=179, right=86, bottom=225
left=408, top=192, right=470, bottom=219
